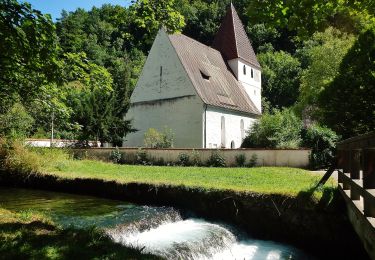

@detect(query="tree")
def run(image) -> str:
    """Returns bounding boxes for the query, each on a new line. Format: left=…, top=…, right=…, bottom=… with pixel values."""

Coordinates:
left=258, top=50, right=302, bottom=109
left=0, top=103, right=34, bottom=139
left=318, top=26, right=375, bottom=138
left=241, top=109, right=302, bottom=149
left=0, top=0, right=60, bottom=113
left=143, top=127, right=174, bottom=148
left=294, top=27, right=355, bottom=119
left=246, top=0, right=371, bottom=38
left=63, top=52, right=133, bottom=145
left=301, top=124, right=339, bottom=169
left=129, top=0, right=185, bottom=50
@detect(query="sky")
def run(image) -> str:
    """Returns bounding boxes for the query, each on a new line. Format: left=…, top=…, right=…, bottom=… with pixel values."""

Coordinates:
left=24, top=0, right=132, bottom=21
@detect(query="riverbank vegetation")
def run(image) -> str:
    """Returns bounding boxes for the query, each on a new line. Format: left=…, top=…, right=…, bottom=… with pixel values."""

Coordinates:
left=0, top=141, right=335, bottom=199
left=0, top=207, right=159, bottom=259
left=1, top=0, right=374, bottom=155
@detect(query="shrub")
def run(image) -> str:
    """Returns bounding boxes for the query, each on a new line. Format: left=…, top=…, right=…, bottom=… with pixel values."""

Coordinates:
left=177, top=153, right=190, bottom=166
left=143, top=127, right=174, bottom=148
left=248, top=154, right=258, bottom=167
left=109, top=147, right=121, bottom=164
left=136, top=148, right=150, bottom=165
left=190, top=149, right=201, bottom=166
left=206, top=151, right=226, bottom=167
left=0, top=103, right=34, bottom=139
left=242, top=109, right=302, bottom=148
left=235, top=154, right=246, bottom=167
left=0, top=138, right=42, bottom=175
left=302, top=124, right=339, bottom=169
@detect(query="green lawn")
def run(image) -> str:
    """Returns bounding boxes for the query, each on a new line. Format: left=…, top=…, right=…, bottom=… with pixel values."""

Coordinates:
left=43, top=159, right=335, bottom=197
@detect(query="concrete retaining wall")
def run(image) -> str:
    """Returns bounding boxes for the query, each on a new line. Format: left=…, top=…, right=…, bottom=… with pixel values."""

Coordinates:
left=73, top=147, right=311, bottom=168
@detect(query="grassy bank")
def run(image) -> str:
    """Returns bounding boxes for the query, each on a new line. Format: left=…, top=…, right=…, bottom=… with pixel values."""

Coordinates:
left=45, top=160, right=333, bottom=197
left=1, top=143, right=335, bottom=199
left=0, top=207, right=159, bottom=259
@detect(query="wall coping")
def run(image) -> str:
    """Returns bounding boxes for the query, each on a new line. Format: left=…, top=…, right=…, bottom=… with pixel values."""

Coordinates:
left=74, top=147, right=311, bottom=151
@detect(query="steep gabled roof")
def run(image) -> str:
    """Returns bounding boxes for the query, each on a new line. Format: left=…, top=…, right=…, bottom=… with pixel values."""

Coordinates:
left=212, top=3, right=260, bottom=69
left=168, top=33, right=260, bottom=116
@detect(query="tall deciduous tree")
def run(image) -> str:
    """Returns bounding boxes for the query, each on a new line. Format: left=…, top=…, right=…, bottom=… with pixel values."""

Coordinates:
left=247, top=0, right=373, bottom=38
left=0, top=0, right=60, bottom=113
left=258, top=50, right=302, bottom=109
left=295, top=27, right=355, bottom=119
left=318, top=26, right=375, bottom=138
left=129, top=0, right=185, bottom=50
left=63, top=52, right=134, bottom=145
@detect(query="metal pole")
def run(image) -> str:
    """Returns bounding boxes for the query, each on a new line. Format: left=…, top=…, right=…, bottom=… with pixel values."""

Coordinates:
left=51, top=110, right=54, bottom=148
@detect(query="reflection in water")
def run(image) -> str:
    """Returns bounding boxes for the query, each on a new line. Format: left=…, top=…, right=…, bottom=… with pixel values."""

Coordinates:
left=0, top=187, right=313, bottom=259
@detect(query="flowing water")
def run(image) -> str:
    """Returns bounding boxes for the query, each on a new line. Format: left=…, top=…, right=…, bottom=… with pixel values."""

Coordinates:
left=0, top=188, right=314, bottom=259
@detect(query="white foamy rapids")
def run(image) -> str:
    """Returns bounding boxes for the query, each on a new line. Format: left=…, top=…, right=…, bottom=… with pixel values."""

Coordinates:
left=108, top=218, right=307, bottom=260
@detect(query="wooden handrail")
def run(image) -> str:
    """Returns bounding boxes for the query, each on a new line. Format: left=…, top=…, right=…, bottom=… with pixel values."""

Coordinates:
left=336, top=132, right=375, bottom=217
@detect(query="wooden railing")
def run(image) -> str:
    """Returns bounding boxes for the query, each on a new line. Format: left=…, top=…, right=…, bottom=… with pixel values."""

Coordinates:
left=336, top=132, right=375, bottom=259
left=337, top=132, right=375, bottom=218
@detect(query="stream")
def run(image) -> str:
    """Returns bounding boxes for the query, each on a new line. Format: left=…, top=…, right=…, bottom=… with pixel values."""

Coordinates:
left=0, top=187, right=314, bottom=259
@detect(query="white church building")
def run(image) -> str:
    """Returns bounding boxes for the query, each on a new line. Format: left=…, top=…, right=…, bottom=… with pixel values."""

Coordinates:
left=124, top=4, right=261, bottom=148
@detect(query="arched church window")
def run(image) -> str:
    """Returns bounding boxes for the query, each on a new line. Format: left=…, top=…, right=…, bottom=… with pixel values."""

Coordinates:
left=251, top=68, right=254, bottom=78
left=243, top=65, right=246, bottom=75
left=221, top=116, right=226, bottom=148
left=240, top=119, right=244, bottom=141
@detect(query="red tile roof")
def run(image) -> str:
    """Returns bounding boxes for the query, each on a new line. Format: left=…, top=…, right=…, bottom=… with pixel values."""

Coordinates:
left=212, top=3, right=260, bottom=69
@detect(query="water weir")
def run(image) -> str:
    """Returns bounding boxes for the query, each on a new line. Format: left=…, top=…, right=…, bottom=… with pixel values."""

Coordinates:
left=0, top=170, right=369, bottom=259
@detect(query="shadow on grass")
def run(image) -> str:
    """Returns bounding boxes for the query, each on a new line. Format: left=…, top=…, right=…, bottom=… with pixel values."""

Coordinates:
left=0, top=220, right=160, bottom=260
left=296, top=185, right=343, bottom=211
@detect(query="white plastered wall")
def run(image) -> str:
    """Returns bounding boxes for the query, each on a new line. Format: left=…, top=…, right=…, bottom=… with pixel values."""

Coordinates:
left=124, top=29, right=204, bottom=148
left=228, top=58, right=262, bottom=112
left=205, top=106, right=256, bottom=148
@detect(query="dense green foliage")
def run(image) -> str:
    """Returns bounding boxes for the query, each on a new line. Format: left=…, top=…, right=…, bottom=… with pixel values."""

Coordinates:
left=0, top=0, right=373, bottom=145
left=143, top=128, right=174, bottom=148
left=241, top=110, right=339, bottom=169
left=258, top=50, right=302, bottom=109
left=302, top=124, right=339, bottom=170
left=295, top=28, right=355, bottom=117
left=0, top=0, right=60, bottom=113
left=319, top=26, right=375, bottom=139
left=242, top=109, right=303, bottom=149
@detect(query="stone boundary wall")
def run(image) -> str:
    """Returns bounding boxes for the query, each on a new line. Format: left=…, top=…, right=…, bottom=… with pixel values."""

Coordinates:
left=73, top=147, right=311, bottom=168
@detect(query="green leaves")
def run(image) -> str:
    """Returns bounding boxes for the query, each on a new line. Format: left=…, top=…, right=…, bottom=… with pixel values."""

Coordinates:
left=258, top=50, right=302, bottom=109
left=130, top=0, right=185, bottom=50
left=318, top=26, right=375, bottom=139
left=295, top=27, right=355, bottom=117
left=242, top=109, right=303, bottom=149
left=0, top=0, right=60, bottom=112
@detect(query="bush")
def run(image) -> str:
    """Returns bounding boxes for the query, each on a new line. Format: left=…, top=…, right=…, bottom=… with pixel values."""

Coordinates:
left=190, top=149, right=201, bottom=166
left=206, top=151, right=226, bottom=167
left=177, top=153, right=190, bottom=166
left=302, top=124, right=339, bottom=169
left=0, top=103, right=34, bottom=139
left=247, top=154, right=258, bottom=167
left=235, top=154, right=246, bottom=167
left=0, top=138, right=42, bottom=175
left=143, top=127, right=174, bottom=148
left=136, top=148, right=150, bottom=165
left=242, top=109, right=302, bottom=149
left=109, top=147, right=121, bottom=164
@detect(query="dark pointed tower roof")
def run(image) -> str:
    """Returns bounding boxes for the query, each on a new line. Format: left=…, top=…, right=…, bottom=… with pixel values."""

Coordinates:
left=212, top=3, right=260, bottom=69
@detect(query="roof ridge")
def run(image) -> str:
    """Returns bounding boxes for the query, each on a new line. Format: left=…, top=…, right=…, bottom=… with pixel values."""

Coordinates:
left=169, top=33, right=224, bottom=56
left=230, top=4, right=239, bottom=58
